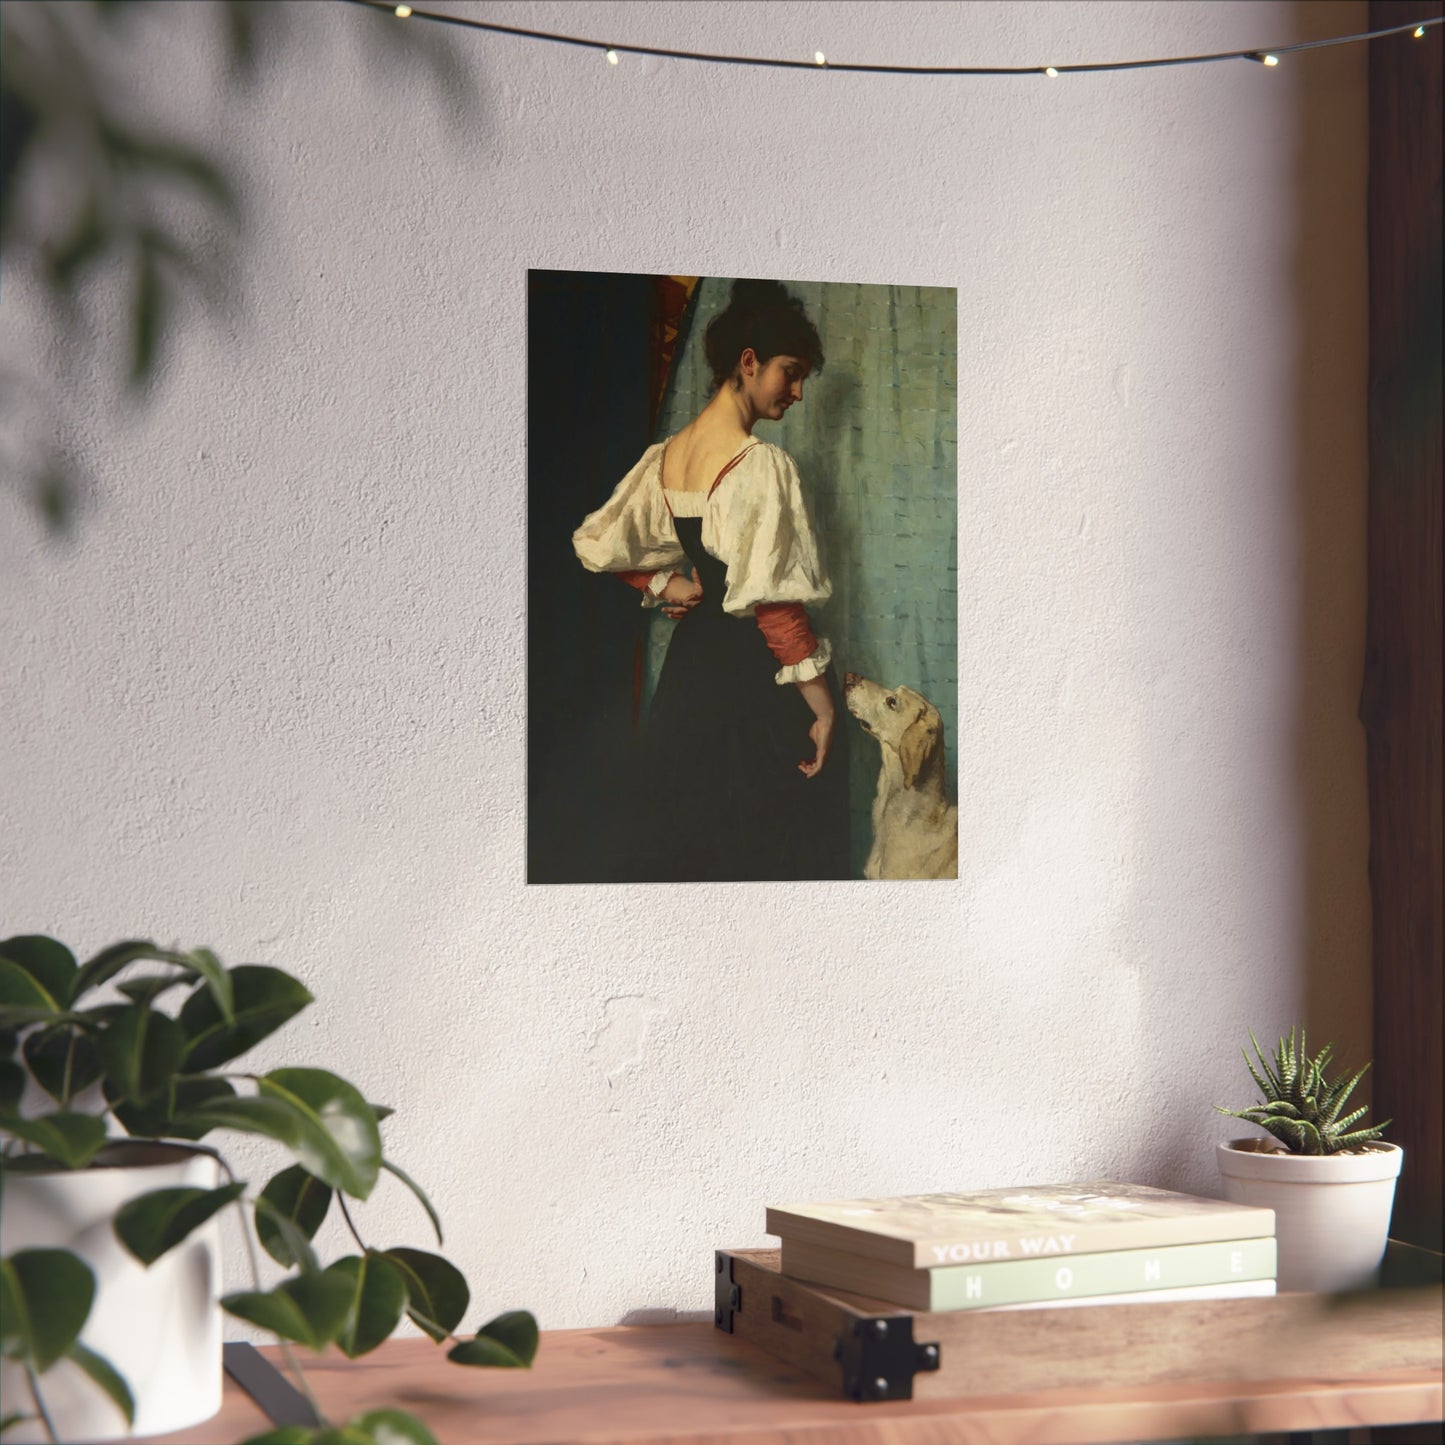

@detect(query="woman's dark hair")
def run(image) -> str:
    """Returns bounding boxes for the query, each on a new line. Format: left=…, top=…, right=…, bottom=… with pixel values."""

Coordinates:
left=703, top=278, right=824, bottom=392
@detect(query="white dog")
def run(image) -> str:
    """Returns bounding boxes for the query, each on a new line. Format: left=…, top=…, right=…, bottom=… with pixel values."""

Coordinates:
left=843, top=673, right=958, bottom=881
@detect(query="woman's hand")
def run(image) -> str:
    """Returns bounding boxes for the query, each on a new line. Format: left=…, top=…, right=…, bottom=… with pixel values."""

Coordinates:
left=660, top=568, right=703, bottom=620
left=796, top=676, right=835, bottom=779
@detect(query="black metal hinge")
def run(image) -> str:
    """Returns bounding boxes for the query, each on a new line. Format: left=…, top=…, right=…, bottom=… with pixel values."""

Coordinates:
left=714, top=1250, right=742, bottom=1332
left=833, top=1313, right=941, bottom=1401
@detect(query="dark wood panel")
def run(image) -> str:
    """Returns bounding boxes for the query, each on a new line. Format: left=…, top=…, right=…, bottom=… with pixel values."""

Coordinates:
left=1364, top=0, right=1444, bottom=1288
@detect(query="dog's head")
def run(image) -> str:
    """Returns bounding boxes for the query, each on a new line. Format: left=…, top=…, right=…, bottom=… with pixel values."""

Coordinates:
left=843, top=674, right=944, bottom=790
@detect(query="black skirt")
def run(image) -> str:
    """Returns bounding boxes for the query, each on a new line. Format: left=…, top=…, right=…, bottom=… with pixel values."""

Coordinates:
left=625, top=518, right=850, bottom=883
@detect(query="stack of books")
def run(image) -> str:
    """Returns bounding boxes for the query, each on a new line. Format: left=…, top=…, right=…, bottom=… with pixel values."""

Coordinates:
left=766, top=1181, right=1277, bottom=1312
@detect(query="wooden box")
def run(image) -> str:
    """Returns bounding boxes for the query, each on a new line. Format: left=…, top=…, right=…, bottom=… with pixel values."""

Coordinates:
left=715, top=1242, right=1445, bottom=1404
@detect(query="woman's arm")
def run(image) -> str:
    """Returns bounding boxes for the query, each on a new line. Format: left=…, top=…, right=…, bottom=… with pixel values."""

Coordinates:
left=796, top=675, right=835, bottom=779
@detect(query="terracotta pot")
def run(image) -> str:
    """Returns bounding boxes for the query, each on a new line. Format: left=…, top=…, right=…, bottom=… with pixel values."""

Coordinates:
left=0, top=1141, right=224, bottom=1441
left=1216, top=1137, right=1403, bottom=1293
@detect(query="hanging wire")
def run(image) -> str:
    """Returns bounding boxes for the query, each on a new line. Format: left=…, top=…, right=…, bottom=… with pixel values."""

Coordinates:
left=337, top=1, right=1441, bottom=77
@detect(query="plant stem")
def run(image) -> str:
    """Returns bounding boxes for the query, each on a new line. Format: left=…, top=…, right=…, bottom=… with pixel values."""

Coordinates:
left=336, top=1194, right=367, bottom=1253
left=60, top=1031, right=77, bottom=1110
left=24, top=1364, right=57, bottom=1444
left=219, top=1157, right=327, bottom=1427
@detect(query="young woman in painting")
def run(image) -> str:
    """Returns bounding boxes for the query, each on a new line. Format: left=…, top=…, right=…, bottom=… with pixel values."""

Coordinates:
left=572, top=278, right=850, bottom=882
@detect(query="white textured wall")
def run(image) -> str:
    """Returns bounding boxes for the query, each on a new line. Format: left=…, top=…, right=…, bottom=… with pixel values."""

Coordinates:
left=0, top=1, right=1370, bottom=1330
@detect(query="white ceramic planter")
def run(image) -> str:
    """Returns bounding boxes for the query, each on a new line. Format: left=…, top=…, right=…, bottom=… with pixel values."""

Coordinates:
left=1216, top=1137, right=1403, bottom=1294
left=0, top=1141, right=224, bottom=1442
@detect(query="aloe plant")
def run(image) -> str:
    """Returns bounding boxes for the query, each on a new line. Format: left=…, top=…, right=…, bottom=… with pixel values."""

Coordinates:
left=1216, top=1025, right=1391, bottom=1156
left=0, top=935, right=536, bottom=1445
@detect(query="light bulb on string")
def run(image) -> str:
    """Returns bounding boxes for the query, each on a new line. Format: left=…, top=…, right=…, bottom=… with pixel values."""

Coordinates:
left=338, top=2, right=1443, bottom=79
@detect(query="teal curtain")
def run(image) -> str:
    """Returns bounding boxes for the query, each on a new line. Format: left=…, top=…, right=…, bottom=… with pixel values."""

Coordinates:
left=648, top=277, right=958, bottom=879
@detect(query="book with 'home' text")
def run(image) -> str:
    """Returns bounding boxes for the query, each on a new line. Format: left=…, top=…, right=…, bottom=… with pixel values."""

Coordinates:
left=779, top=1234, right=1278, bottom=1310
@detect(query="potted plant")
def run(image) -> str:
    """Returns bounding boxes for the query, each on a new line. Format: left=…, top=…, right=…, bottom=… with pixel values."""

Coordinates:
left=0, top=934, right=537, bottom=1444
left=1215, top=1024, right=1402, bottom=1293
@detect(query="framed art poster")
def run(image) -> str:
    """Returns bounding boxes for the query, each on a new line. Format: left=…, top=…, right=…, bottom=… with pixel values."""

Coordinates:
left=528, top=271, right=957, bottom=884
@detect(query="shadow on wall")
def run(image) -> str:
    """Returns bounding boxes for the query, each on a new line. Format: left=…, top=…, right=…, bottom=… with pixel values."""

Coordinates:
left=1115, top=2, right=1373, bottom=1196
left=0, top=0, right=472, bottom=534
left=1287, top=0, right=1372, bottom=1089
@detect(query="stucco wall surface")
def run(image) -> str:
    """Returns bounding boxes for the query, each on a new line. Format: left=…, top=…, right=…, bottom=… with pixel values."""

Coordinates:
left=0, top=0, right=1371, bottom=1331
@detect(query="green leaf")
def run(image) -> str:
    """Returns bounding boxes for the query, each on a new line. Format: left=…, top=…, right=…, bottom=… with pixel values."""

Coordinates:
left=252, top=1196, right=321, bottom=1277
left=71, top=941, right=177, bottom=1001
left=67, top=1340, right=135, bottom=1426
left=0, top=1060, right=25, bottom=1114
left=256, top=1165, right=332, bottom=1268
left=179, top=966, right=313, bottom=1071
left=380, top=1158, right=442, bottom=1246
left=116, top=975, right=191, bottom=1008
left=382, top=1248, right=468, bottom=1342
left=23, top=1026, right=102, bottom=1103
left=447, top=1310, right=538, bottom=1369
left=171, top=1094, right=310, bottom=1158
left=106, top=1073, right=238, bottom=1142
left=0, top=1261, right=23, bottom=1358
left=0, top=960, right=60, bottom=1028
left=177, top=1082, right=379, bottom=1200
left=351, top=1409, right=441, bottom=1445
left=326, top=1253, right=407, bottom=1359
left=222, top=1272, right=353, bottom=1351
left=477, top=1309, right=538, bottom=1365
left=259, top=1070, right=381, bottom=1201
left=0, top=1249, right=96, bottom=1371
left=370, top=1103, right=394, bottom=1122
left=0, top=1112, right=108, bottom=1168
left=154, top=1076, right=240, bottom=1141
left=182, top=948, right=234, bottom=1023
left=113, top=1182, right=245, bottom=1265
left=0, top=938, right=76, bottom=1008
left=1, top=1414, right=37, bottom=1435
left=97, top=1005, right=187, bottom=1103
left=1332, top=1121, right=1392, bottom=1151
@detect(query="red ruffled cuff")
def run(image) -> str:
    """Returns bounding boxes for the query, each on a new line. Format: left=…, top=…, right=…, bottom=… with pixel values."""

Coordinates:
left=618, top=570, right=659, bottom=593
left=754, top=602, right=817, bottom=667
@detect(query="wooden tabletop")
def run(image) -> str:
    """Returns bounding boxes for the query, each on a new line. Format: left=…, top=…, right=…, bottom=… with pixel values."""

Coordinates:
left=148, top=1320, right=1443, bottom=1445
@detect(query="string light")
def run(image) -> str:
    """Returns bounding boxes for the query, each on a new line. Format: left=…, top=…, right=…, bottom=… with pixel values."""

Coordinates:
left=338, top=2, right=1443, bottom=78
left=393, top=3, right=410, bottom=16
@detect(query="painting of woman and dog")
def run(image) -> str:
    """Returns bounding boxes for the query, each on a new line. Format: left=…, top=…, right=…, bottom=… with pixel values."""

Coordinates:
left=526, top=270, right=957, bottom=885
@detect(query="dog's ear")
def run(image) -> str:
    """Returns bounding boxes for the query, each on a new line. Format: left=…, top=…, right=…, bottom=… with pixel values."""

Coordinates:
left=899, top=706, right=942, bottom=789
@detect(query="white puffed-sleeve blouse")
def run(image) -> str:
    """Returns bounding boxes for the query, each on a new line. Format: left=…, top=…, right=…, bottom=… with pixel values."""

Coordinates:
left=572, top=440, right=833, bottom=684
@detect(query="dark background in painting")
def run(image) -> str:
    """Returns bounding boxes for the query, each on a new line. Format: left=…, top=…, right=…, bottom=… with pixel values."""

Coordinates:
left=527, top=270, right=660, bottom=883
